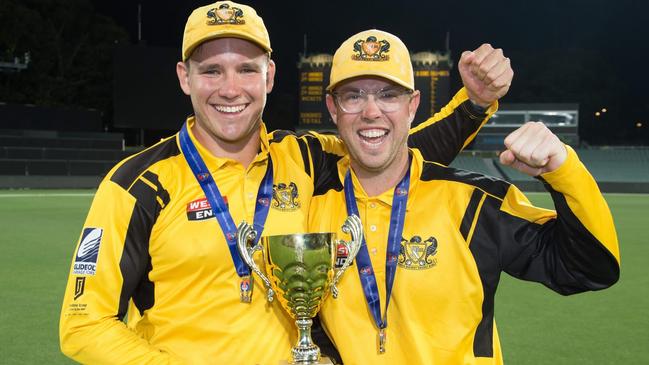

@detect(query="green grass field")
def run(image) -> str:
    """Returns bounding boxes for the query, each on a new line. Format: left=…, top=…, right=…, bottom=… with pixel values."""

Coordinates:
left=0, top=190, right=647, bottom=364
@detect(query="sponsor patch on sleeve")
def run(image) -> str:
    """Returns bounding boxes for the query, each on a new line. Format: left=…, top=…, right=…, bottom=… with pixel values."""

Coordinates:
left=73, top=228, right=103, bottom=275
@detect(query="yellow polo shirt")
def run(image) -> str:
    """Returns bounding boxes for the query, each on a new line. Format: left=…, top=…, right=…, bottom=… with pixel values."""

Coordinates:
left=309, top=148, right=619, bottom=365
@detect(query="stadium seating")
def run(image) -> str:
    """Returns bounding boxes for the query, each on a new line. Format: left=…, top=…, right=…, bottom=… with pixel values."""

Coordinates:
left=0, top=129, right=140, bottom=187
left=449, top=148, right=649, bottom=193
left=575, top=148, right=649, bottom=183
left=449, top=155, right=501, bottom=178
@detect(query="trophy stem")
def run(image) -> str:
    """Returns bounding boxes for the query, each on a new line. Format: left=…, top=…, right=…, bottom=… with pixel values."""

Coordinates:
left=291, top=318, right=320, bottom=364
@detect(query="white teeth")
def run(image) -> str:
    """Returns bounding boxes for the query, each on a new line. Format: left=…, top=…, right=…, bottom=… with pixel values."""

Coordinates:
left=214, top=104, right=246, bottom=113
left=359, top=129, right=387, bottom=138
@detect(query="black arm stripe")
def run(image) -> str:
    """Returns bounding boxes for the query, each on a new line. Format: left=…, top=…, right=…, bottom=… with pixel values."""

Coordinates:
left=116, top=195, right=154, bottom=319
left=116, top=177, right=163, bottom=319
left=467, top=195, right=502, bottom=358
left=408, top=99, right=487, bottom=165
left=537, top=177, right=620, bottom=289
left=460, top=188, right=485, bottom=241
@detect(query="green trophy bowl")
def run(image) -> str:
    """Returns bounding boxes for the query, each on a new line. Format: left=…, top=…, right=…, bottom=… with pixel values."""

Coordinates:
left=237, top=215, right=362, bottom=365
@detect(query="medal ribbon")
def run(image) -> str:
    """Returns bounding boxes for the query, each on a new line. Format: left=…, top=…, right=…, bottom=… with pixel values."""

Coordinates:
left=343, top=159, right=410, bottom=334
left=179, top=122, right=273, bottom=277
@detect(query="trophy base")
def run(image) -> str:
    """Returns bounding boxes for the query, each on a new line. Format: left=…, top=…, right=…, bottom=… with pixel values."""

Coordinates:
left=278, top=356, right=334, bottom=365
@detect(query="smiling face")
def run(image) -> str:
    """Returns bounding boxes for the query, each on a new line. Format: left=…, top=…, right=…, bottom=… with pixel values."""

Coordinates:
left=176, top=37, right=275, bottom=153
left=326, top=77, right=420, bottom=177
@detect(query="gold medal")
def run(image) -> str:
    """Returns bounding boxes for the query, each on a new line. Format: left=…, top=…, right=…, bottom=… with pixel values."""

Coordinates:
left=378, top=327, right=387, bottom=354
left=240, top=275, right=253, bottom=303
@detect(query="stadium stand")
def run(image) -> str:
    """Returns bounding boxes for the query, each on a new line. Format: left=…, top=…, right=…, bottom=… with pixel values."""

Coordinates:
left=449, top=154, right=501, bottom=177
left=450, top=148, right=649, bottom=193
left=0, top=129, right=140, bottom=188
left=1, top=129, right=647, bottom=192
left=577, top=148, right=649, bottom=183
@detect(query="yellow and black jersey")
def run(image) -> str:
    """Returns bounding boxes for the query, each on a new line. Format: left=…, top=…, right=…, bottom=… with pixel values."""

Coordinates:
left=309, top=147, right=620, bottom=365
left=59, top=88, right=495, bottom=364
left=60, top=120, right=310, bottom=364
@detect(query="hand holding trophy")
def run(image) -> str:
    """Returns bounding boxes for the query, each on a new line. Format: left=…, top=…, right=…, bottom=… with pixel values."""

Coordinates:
left=237, top=215, right=363, bottom=364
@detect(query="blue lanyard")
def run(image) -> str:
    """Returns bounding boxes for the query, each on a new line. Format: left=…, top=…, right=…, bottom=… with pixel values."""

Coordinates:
left=179, top=122, right=273, bottom=277
left=343, top=161, right=410, bottom=335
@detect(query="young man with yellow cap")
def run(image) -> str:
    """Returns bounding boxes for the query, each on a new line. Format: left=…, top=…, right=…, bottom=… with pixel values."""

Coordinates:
left=309, top=29, right=620, bottom=364
left=59, top=2, right=512, bottom=364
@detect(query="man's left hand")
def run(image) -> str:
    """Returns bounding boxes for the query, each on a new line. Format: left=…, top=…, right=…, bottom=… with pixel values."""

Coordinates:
left=499, top=122, right=568, bottom=176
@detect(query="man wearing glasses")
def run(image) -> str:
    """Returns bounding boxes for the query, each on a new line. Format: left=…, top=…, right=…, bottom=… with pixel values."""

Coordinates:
left=310, top=29, right=620, bottom=364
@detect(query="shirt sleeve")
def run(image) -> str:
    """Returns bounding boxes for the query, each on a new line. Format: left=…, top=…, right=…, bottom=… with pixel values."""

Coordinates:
left=407, top=87, right=497, bottom=165
left=59, top=179, right=183, bottom=364
left=483, top=146, right=620, bottom=294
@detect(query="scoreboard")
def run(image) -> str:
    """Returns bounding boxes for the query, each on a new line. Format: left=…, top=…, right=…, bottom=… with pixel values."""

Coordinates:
left=297, top=54, right=333, bottom=129
left=411, top=52, right=452, bottom=128
left=297, top=51, right=452, bottom=131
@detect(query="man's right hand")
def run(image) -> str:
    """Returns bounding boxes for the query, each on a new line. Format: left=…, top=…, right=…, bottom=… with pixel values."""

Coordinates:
left=458, top=43, right=513, bottom=108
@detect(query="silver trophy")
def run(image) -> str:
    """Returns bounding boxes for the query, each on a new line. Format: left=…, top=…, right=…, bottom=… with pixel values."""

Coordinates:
left=237, top=215, right=363, bottom=364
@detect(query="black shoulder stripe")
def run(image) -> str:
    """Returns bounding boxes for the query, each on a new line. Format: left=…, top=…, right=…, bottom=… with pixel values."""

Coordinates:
left=268, top=129, right=295, bottom=144
left=313, top=152, right=344, bottom=196
left=268, top=130, right=314, bottom=176
left=460, top=188, right=484, bottom=241
left=296, top=138, right=311, bottom=176
left=128, top=179, right=164, bottom=220
left=111, top=136, right=180, bottom=190
left=305, top=135, right=343, bottom=196
left=420, top=162, right=510, bottom=199
left=269, top=129, right=337, bottom=143
left=142, top=171, right=171, bottom=209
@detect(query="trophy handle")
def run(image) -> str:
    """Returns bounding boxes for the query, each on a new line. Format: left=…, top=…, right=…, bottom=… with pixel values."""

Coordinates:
left=236, top=221, right=275, bottom=302
left=331, top=214, right=363, bottom=298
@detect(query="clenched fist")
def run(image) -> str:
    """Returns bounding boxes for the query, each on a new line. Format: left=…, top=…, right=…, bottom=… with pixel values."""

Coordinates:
left=459, top=44, right=513, bottom=108
left=499, top=122, right=567, bottom=176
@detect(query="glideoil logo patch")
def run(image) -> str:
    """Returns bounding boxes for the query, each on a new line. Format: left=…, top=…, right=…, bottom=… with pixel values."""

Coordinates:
left=73, top=228, right=103, bottom=275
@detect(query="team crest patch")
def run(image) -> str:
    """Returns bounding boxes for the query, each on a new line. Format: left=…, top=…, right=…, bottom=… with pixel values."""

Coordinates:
left=206, top=3, right=245, bottom=25
left=352, top=36, right=390, bottom=61
left=73, top=228, right=103, bottom=275
left=271, top=182, right=300, bottom=211
left=398, top=236, right=438, bottom=270
left=186, top=197, right=227, bottom=221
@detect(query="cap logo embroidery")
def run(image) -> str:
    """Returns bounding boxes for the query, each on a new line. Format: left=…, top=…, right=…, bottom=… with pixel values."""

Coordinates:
left=206, top=3, right=245, bottom=25
left=352, top=36, right=390, bottom=61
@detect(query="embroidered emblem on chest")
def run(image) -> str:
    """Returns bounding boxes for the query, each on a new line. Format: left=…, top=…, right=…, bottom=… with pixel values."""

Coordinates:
left=398, top=236, right=438, bottom=270
left=271, top=182, right=300, bottom=211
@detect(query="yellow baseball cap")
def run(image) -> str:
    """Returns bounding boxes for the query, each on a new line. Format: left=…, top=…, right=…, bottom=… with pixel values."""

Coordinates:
left=182, top=1, right=272, bottom=61
left=327, top=29, right=414, bottom=91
